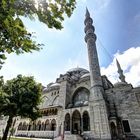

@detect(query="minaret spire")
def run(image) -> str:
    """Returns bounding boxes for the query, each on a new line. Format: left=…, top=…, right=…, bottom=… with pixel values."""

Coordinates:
left=86, top=7, right=90, bottom=17
left=116, top=59, right=126, bottom=83
left=84, top=9, right=111, bottom=139
left=84, top=8, right=102, bottom=87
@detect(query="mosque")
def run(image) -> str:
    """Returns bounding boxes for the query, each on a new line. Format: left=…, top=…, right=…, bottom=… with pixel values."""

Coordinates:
left=0, top=9, right=140, bottom=140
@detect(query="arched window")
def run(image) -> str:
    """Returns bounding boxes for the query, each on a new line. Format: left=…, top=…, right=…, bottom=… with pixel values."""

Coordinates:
left=73, top=87, right=89, bottom=107
left=83, top=111, right=90, bottom=131
left=45, top=120, right=50, bottom=130
left=65, top=113, right=70, bottom=131
left=37, top=121, right=41, bottom=131
left=42, top=111, right=45, bottom=116
left=49, top=109, right=52, bottom=115
left=54, top=108, right=58, bottom=115
left=18, top=122, right=22, bottom=130
left=52, top=109, right=55, bottom=115
left=110, top=122, right=117, bottom=138
left=51, top=119, right=56, bottom=131
left=122, top=120, right=131, bottom=133
left=44, top=110, right=48, bottom=116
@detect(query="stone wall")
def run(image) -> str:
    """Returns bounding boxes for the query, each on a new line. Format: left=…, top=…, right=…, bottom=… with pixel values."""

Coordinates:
left=106, top=83, right=140, bottom=138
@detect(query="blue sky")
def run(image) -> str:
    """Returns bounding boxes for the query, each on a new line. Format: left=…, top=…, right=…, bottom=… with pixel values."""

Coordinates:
left=1, top=0, right=140, bottom=87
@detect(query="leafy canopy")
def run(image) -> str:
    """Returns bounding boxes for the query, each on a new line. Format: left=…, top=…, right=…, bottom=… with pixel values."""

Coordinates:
left=0, top=75, right=42, bottom=120
left=0, top=0, right=76, bottom=68
left=0, top=75, right=42, bottom=140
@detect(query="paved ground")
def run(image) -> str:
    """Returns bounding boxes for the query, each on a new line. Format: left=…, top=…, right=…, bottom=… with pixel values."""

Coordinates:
left=12, top=136, right=52, bottom=140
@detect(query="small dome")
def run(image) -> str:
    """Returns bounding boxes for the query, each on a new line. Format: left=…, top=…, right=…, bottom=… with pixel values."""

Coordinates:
left=43, top=87, right=48, bottom=92
left=81, top=73, right=90, bottom=78
left=67, top=67, right=89, bottom=73
left=50, top=83, right=60, bottom=88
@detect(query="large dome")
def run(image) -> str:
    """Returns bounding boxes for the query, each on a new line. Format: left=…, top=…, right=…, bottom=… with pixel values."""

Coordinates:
left=67, top=67, right=89, bottom=73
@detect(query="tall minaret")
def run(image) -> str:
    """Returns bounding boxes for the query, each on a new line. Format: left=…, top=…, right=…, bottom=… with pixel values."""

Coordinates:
left=116, top=59, right=126, bottom=83
left=84, top=9, right=111, bottom=139
left=84, top=8, right=102, bottom=88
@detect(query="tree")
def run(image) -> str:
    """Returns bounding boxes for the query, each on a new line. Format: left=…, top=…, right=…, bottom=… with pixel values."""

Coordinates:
left=8, top=127, right=15, bottom=140
left=0, top=75, right=42, bottom=140
left=0, top=0, right=76, bottom=68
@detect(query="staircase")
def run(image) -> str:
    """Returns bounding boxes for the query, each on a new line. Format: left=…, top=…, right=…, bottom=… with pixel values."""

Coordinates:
left=65, top=134, right=83, bottom=140
left=125, top=133, right=139, bottom=140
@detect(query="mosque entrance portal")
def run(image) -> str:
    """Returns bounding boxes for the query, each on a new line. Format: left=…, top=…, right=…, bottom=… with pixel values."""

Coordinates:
left=72, top=110, right=81, bottom=134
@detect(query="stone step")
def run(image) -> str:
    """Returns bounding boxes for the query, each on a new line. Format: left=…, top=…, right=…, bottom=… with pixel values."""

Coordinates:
left=54, top=134, right=83, bottom=140
left=125, top=133, right=139, bottom=140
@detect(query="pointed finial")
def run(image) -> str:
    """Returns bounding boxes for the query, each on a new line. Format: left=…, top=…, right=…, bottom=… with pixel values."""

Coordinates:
left=116, top=59, right=121, bottom=70
left=86, top=7, right=90, bottom=17
left=116, top=59, right=126, bottom=83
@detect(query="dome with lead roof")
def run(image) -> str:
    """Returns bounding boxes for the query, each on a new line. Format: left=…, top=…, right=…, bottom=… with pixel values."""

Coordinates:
left=67, top=67, right=89, bottom=73
left=50, top=83, right=60, bottom=88
left=81, top=73, right=90, bottom=78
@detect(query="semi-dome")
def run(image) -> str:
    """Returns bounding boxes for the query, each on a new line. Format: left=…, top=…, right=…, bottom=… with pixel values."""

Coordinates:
left=67, top=67, right=89, bottom=73
left=50, top=83, right=60, bottom=88
left=43, top=87, right=48, bottom=92
left=81, top=73, right=90, bottom=78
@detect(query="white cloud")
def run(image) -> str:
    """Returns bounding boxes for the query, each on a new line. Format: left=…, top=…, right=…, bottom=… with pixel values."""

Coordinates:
left=1, top=47, right=140, bottom=88
left=101, top=47, right=140, bottom=87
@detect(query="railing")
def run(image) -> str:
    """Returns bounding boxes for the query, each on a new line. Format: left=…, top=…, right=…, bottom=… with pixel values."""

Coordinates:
left=15, top=130, right=57, bottom=138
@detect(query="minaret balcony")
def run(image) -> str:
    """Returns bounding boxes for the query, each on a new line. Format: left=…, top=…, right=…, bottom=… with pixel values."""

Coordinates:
left=84, top=17, right=93, bottom=25
left=84, top=24, right=95, bottom=33
left=85, top=33, right=96, bottom=43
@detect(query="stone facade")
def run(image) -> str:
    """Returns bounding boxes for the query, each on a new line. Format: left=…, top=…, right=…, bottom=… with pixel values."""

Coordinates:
left=0, top=10, right=140, bottom=140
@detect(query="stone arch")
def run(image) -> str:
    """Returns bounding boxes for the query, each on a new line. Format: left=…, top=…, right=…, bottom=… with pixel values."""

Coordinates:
left=45, top=110, right=49, bottom=116
left=52, top=95, right=59, bottom=106
left=45, top=119, right=50, bottom=130
left=51, top=119, right=56, bottom=131
left=28, top=122, right=32, bottom=131
left=41, top=122, right=45, bottom=131
left=22, top=122, right=27, bottom=130
left=65, top=113, right=70, bottom=131
left=83, top=111, right=90, bottom=131
left=42, top=110, right=45, bottom=116
left=72, top=87, right=89, bottom=107
left=52, top=109, right=55, bottom=115
left=41, top=96, right=49, bottom=108
left=49, top=109, right=52, bottom=115
left=18, top=122, right=22, bottom=130
left=37, top=120, right=42, bottom=131
left=72, top=110, right=81, bottom=134
left=32, top=121, right=36, bottom=130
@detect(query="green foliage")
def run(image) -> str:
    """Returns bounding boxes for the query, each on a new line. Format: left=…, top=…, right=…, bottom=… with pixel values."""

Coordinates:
left=0, top=75, right=42, bottom=140
left=0, top=75, right=42, bottom=120
left=0, top=0, right=76, bottom=68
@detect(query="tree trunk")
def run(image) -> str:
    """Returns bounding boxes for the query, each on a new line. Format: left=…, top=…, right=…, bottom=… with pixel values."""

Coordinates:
left=2, top=116, right=13, bottom=140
